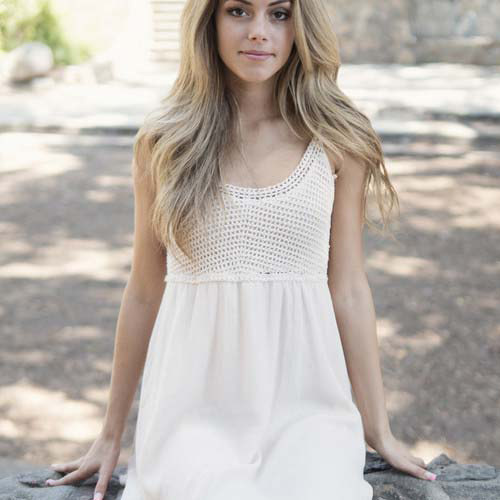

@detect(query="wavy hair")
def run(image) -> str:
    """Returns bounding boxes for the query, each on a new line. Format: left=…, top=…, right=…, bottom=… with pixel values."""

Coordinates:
left=133, top=0, right=400, bottom=260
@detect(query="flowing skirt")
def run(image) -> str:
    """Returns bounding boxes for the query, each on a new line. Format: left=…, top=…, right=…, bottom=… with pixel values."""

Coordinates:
left=120, top=279, right=373, bottom=500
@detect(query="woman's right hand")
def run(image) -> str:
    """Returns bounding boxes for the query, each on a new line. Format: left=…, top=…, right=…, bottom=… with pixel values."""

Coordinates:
left=46, top=432, right=121, bottom=500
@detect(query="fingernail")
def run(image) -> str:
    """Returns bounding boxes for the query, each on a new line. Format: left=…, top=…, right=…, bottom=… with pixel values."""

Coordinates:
left=46, top=479, right=54, bottom=485
left=424, top=471, right=436, bottom=480
left=50, top=463, right=58, bottom=467
left=94, top=493, right=103, bottom=500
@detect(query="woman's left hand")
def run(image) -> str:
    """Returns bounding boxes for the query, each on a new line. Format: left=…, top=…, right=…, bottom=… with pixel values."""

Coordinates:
left=368, top=430, right=437, bottom=481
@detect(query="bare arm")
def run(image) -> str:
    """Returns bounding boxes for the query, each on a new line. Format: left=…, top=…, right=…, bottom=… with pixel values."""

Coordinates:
left=323, top=150, right=434, bottom=481
left=325, top=150, right=390, bottom=448
left=46, top=140, right=169, bottom=495
left=100, top=140, right=166, bottom=442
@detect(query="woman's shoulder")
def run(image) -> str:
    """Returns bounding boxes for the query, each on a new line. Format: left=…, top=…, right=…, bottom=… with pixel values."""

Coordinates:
left=322, top=143, right=367, bottom=179
left=322, top=143, right=343, bottom=177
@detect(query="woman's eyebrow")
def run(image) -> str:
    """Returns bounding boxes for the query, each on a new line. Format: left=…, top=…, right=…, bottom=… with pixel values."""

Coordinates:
left=224, top=0, right=291, bottom=5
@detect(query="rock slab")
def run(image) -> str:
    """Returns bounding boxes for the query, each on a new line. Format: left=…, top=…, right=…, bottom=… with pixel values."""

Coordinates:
left=0, top=452, right=498, bottom=499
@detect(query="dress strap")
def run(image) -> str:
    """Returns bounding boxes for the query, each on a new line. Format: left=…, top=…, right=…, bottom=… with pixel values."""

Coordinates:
left=315, top=140, right=338, bottom=182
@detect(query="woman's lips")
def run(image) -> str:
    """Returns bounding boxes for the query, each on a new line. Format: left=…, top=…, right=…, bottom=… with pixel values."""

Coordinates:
left=240, top=51, right=273, bottom=61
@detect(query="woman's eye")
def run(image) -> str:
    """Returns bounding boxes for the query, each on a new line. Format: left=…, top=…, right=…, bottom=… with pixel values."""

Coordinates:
left=273, top=10, right=290, bottom=21
left=227, top=7, right=246, bottom=17
left=226, top=7, right=290, bottom=21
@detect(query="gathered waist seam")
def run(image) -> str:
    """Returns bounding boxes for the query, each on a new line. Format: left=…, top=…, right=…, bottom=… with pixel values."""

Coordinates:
left=164, top=272, right=328, bottom=284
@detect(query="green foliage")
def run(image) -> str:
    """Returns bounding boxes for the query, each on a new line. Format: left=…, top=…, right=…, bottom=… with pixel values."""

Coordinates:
left=0, top=0, right=93, bottom=65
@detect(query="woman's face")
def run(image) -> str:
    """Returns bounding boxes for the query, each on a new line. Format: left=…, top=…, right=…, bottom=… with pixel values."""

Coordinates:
left=215, top=0, right=295, bottom=84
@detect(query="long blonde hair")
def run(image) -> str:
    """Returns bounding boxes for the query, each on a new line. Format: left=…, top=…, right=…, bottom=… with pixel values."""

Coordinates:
left=133, top=0, right=399, bottom=260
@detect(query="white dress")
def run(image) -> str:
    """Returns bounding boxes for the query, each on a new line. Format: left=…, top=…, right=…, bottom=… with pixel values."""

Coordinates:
left=120, top=138, right=374, bottom=500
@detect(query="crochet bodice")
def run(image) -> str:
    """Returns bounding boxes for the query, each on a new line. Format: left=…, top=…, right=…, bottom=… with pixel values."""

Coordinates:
left=164, top=138, right=337, bottom=283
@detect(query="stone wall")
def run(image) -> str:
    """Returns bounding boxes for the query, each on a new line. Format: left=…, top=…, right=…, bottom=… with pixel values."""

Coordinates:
left=47, top=0, right=500, bottom=66
left=326, top=0, right=500, bottom=64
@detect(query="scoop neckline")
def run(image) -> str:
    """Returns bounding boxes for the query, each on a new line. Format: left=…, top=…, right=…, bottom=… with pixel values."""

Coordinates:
left=221, top=138, right=315, bottom=196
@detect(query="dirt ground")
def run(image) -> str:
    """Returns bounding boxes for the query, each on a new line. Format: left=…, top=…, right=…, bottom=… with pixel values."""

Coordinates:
left=0, top=130, right=498, bottom=471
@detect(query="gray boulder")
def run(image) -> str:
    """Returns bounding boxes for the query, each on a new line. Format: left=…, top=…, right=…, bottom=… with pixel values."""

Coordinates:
left=366, top=451, right=500, bottom=499
left=3, top=42, right=54, bottom=83
left=0, top=452, right=498, bottom=499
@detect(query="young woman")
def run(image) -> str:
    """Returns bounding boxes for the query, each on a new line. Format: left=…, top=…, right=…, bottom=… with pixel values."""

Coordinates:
left=46, top=0, right=436, bottom=499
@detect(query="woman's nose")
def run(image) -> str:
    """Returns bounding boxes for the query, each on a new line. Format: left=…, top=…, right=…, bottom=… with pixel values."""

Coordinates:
left=246, top=15, right=269, bottom=41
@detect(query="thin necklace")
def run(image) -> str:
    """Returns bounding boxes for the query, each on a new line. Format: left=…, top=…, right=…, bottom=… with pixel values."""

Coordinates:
left=225, top=143, right=261, bottom=189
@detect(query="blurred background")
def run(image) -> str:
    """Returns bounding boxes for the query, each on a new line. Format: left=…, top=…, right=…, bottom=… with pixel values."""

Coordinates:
left=0, top=0, right=499, bottom=479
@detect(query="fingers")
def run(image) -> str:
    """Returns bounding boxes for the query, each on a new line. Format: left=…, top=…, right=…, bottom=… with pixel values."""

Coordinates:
left=93, top=464, right=114, bottom=500
left=405, top=453, right=429, bottom=471
left=46, top=464, right=97, bottom=487
left=384, top=445, right=437, bottom=482
left=411, top=455, right=428, bottom=469
left=398, top=457, right=437, bottom=481
left=50, top=458, right=82, bottom=473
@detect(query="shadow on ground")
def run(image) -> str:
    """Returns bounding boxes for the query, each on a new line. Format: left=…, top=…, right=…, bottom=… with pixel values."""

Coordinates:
left=0, top=131, right=498, bottom=468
